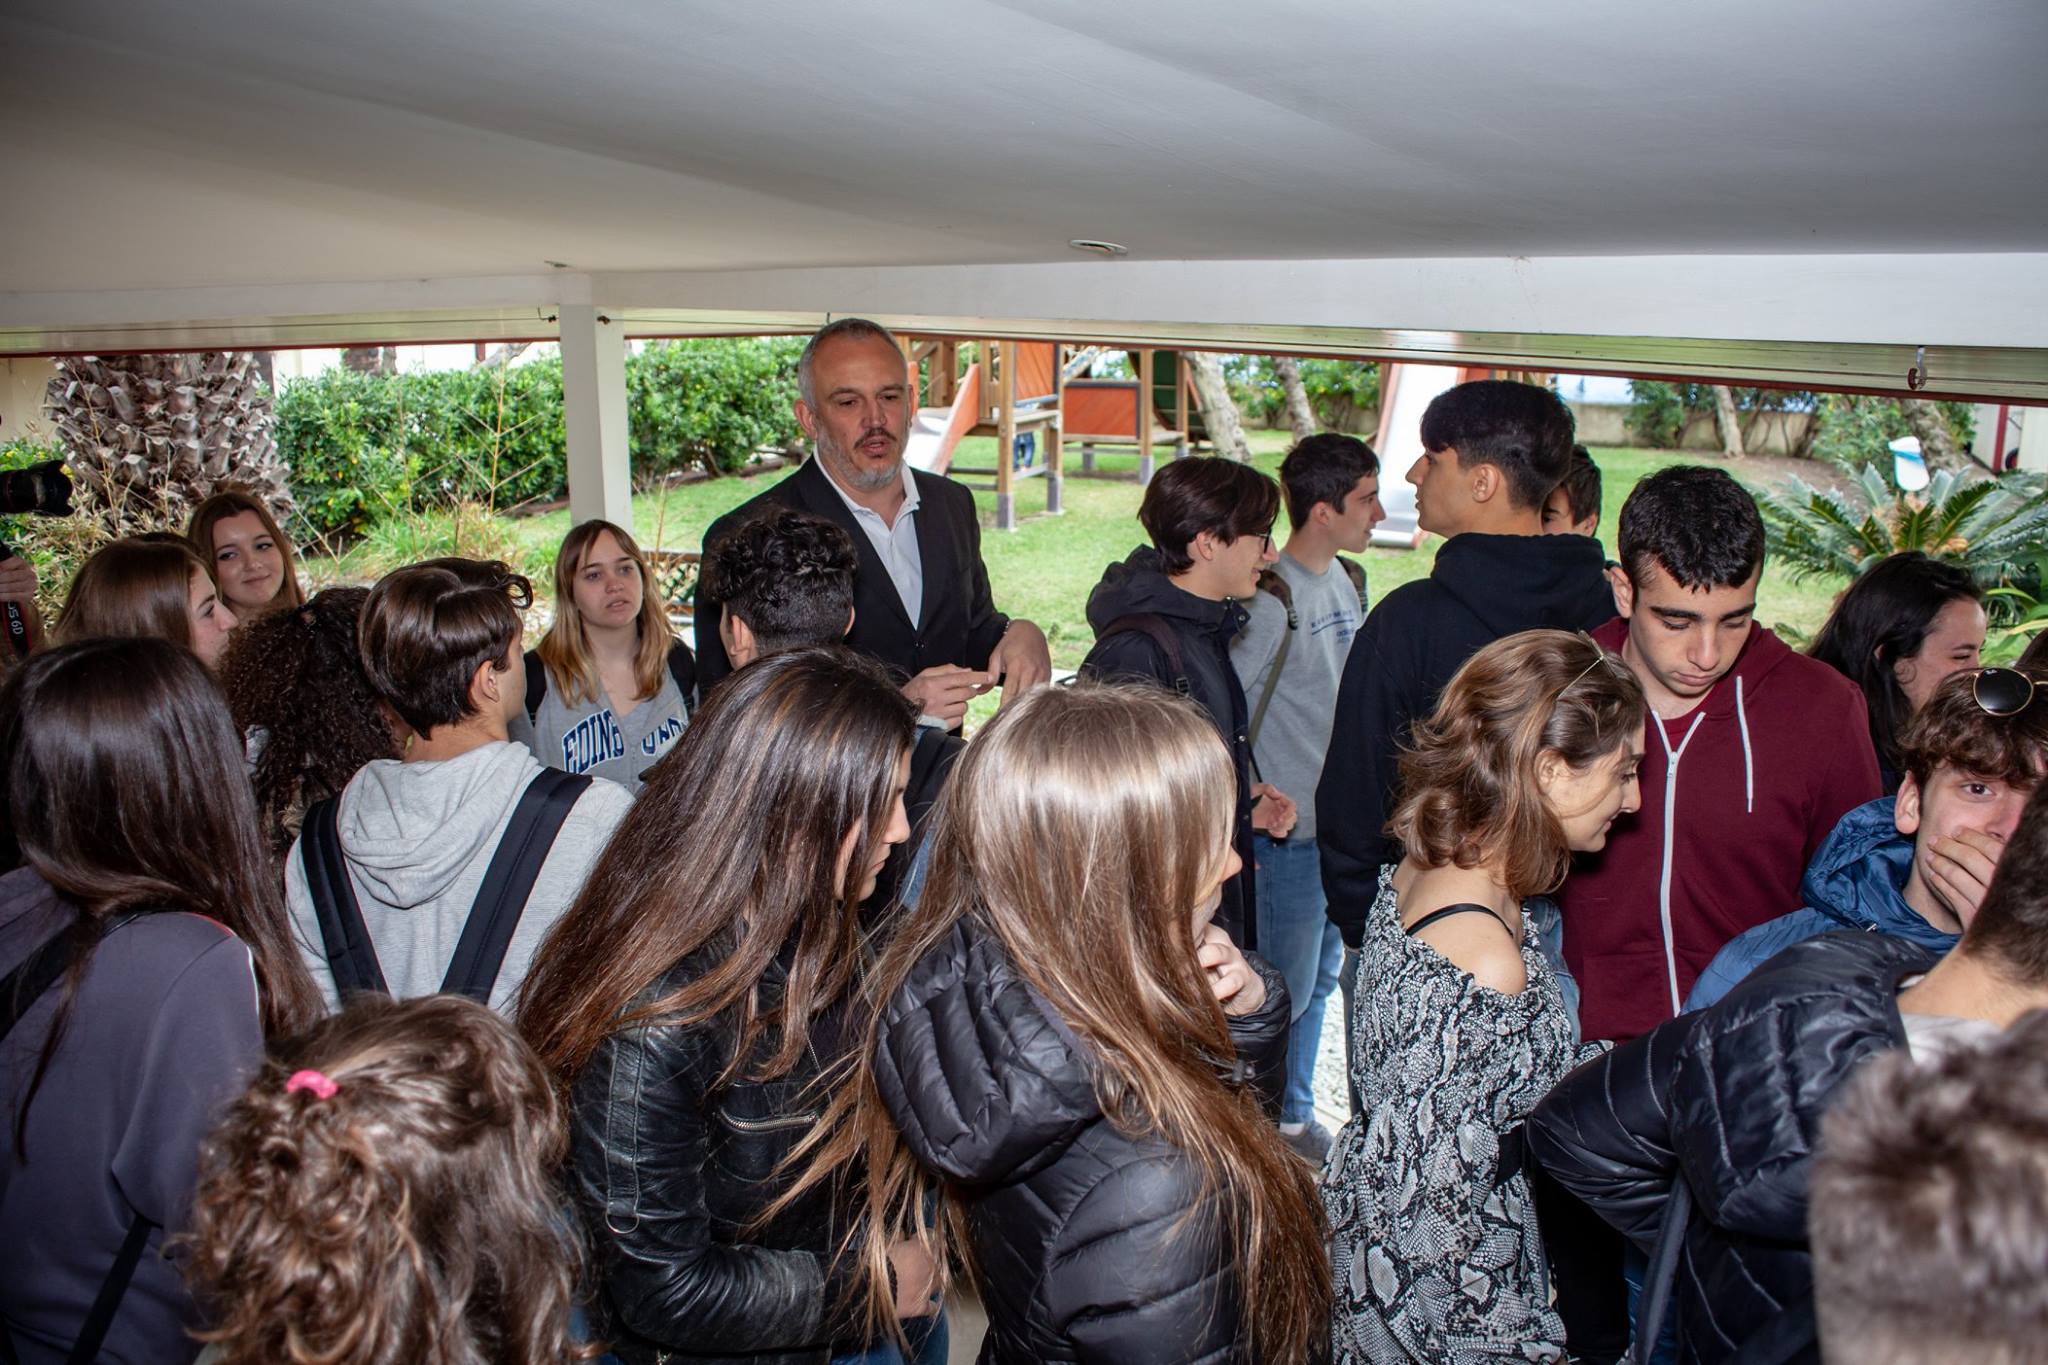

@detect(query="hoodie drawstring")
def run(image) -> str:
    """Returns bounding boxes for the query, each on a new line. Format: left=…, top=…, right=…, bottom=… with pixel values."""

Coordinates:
left=1736, top=675, right=1754, bottom=815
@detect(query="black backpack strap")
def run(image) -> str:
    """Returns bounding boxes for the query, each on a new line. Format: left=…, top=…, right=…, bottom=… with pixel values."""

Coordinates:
left=0, top=924, right=81, bottom=1045
left=1627, top=1176, right=1694, bottom=1365
left=1405, top=902, right=1516, bottom=940
left=1098, top=613, right=1190, bottom=696
left=440, top=769, right=592, bottom=1003
left=0, top=926, right=156, bottom=1365
left=666, top=639, right=698, bottom=711
left=1246, top=577, right=1299, bottom=768
left=523, top=648, right=547, bottom=723
left=1336, top=554, right=1367, bottom=609
left=300, top=797, right=388, bottom=999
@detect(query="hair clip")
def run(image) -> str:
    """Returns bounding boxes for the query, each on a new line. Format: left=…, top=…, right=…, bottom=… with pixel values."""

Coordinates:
left=285, top=1069, right=339, bottom=1100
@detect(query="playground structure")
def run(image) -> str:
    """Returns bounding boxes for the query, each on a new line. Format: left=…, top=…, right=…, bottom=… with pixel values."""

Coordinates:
left=900, top=336, right=1206, bottom=530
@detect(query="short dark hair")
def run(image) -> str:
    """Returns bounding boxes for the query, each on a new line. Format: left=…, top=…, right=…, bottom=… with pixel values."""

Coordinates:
left=1812, top=1008, right=2048, bottom=1364
left=1138, top=458, right=1280, bottom=575
left=1959, top=778, right=2048, bottom=986
left=1617, top=464, right=1766, bottom=590
left=359, top=558, right=531, bottom=736
left=1894, top=666, right=2043, bottom=793
left=700, top=507, right=859, bottom=653
left=1278, top=433, right=1379, bottom=529
left=1419, top=380, right=1576, bottom=511
left=1553, top=445, right=1604, bottom=528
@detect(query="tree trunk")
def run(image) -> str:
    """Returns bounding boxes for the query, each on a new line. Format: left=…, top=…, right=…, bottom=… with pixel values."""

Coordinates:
left=1900, top=398, right=1971, bottom=474
left=1273, top=356, right=1318, bottom=444
left=473, top=341, right=533, bottom=370
left=1184, top=352, right=1252, bottom=462
left=1712, top=385, right=1747, bottom=459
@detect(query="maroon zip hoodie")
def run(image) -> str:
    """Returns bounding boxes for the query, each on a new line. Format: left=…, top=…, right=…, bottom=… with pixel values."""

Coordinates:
left=1562, top=618, right=1882, bottom=1043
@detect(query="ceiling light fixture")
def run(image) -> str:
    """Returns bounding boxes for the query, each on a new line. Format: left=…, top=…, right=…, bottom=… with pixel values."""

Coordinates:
left=1068, top=239, right=1128, bottom=257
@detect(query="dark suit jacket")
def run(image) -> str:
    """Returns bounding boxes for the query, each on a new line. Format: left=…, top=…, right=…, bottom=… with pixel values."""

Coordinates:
left=694, top=457, right=1010, bottom=692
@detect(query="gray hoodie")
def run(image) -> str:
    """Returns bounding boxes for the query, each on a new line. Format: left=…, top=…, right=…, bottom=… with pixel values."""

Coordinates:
left=285, top=740, right=633, bottom=1015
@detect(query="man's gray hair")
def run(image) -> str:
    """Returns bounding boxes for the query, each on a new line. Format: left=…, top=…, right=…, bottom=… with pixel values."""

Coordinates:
left=797, top=317, right=907, bottom=409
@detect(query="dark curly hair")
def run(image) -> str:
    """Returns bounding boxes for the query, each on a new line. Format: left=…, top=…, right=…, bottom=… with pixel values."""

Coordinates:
left=699, top=506, right=859, bottom=653
left=219, top=587, right=400, bottom=861
left=183, top=994, right=591, bottom=1365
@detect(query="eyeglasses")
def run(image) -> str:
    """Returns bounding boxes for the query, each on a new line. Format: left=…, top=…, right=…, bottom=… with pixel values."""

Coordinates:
left=1972, top=666, right=2039, bottom=717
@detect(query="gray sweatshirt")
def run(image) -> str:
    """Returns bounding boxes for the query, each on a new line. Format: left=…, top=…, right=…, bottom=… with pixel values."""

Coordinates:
left=1229, top=552, right=1365, bottom=841
left=285, top=740, right=633, bottom=1015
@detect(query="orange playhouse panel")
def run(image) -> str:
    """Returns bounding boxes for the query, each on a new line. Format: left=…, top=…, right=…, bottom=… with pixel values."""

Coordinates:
left=1061, top=382, right=1141, bottom=439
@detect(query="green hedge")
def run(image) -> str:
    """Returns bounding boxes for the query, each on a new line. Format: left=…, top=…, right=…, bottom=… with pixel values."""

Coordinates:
left=275, top=338, right=804, bottom=540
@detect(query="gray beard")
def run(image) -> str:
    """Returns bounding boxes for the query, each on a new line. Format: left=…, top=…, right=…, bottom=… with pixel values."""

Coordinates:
left=820, top=436, right=902, bottom=492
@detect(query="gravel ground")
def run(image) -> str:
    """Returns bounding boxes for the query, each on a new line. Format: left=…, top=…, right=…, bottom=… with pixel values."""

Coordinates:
left=1311, top=979, right=1352, bottom=1134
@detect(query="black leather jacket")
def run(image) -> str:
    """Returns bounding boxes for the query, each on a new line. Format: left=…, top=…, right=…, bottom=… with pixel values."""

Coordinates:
left=1526, top=931, right=1936, bottom=1365
left=566, top=943, right=863, bottom=1365
left=875, top=917, right=1292, bottom=1364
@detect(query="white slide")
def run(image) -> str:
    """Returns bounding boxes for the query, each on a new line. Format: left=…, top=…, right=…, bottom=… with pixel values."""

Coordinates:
left=1370, top=363, right=1459, bottom=549
left=902, top=405, right=954, bottom=473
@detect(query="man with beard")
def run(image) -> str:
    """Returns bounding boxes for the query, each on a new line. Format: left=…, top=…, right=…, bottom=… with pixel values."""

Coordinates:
left=694, top=318, right=1052, bottom=728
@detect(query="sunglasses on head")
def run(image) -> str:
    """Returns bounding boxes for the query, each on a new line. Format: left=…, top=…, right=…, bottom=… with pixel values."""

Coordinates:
left=1972, top=666, right=2039, bottom=717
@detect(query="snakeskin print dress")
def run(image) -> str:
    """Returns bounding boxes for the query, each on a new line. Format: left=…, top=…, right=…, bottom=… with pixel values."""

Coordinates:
left=1322, top=867, right=1601, bottom=1363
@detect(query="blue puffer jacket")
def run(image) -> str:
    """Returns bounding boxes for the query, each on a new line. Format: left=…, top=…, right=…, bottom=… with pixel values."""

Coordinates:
left=1685, top=796, right=1957, bottom=1011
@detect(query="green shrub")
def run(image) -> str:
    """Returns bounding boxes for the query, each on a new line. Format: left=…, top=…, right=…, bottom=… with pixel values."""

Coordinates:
left=1808, top=393, right=1976, bottom=473
left=273, top=368, right=418, bottom=541
left=628, top=337, right=803, bottom=477
left=1625, top=382, right=1818, bottom=450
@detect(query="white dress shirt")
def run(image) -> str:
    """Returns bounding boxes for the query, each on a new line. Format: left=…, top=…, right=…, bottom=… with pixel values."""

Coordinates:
left=818, top=458, right=924, bottom=626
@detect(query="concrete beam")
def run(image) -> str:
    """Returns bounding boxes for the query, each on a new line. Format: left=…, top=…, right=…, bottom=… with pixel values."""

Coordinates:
left=558, top=303, right=631, bottom=531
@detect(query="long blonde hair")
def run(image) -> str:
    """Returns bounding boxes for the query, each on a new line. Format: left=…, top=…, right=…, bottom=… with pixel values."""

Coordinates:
left=787, top=683, right=1330, bottom=1362
left=533, top=519, right=674, bottom=706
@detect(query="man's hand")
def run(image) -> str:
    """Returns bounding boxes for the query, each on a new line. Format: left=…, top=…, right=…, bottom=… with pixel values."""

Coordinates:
left=1197, top=923, right=1267, bottom=1017
left=1923, top=827, right=2008, bottom=930
left=901, top=664, right=996, bottom=728
left=0, top=555, right=36, bottom=605
left=1251, top=783, right=1297, bottom=840
left=986, top=619, right=1052, bottom=708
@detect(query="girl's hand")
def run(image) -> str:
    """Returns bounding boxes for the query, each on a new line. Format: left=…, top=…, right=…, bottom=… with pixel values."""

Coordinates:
left=887, top=1238, right=939, bottom=1319
left=1197, top=923, right=1267, bottom=1017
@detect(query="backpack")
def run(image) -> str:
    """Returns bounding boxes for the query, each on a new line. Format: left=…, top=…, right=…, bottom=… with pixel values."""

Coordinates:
left=1094, top=613, right=1192, bottom=696
left=300, top=768, right=592, bottom=1004
left=525, top=639, right=698, bottom=724
left=1246, top=556, right=1365, bottom=761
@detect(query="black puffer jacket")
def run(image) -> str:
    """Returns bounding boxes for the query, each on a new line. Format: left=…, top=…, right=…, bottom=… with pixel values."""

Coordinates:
left=876, top=917, right=1291, bottom=1365
left=1526, top=931, right=1936, bottom=1364
left=566, top=942, right=863, bottom=1365
left=1080, top=546, right=1257, bottom=949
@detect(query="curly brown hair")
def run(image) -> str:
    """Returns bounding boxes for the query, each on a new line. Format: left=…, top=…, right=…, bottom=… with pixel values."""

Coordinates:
left=182, top=994, right=591, bottom=1365
left=1392, top=629, right=1646, bottom=898
left=218, top=587, right=401, bottom=861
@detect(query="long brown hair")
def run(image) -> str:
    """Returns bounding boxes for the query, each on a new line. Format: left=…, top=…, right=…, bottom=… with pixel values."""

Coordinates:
left=3, top=638, right=322, bottom=1150
left=1392, top=629, right=1646, bottom=898
left=182, top=994, right=591, bottom=1365
left=791, top=683, right=1330, bottom=1362
left=534, top=519, right=675, bottom=707
left=52, top=536, right=211, bottom=650
left=188, top=489, right=306, bottom=615
left=519, top=645, right=916, bottom=1089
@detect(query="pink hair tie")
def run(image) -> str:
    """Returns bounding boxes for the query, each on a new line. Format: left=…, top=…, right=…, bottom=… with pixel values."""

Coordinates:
left=285, top=1069, right=338, bottom=1100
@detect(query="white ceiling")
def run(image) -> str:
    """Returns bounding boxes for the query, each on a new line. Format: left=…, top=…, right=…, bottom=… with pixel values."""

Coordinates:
left=5, top=0, right=2046, bottom=294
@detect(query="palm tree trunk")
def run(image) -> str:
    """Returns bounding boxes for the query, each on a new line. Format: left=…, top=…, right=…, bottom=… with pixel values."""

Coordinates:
left=1900, top=398, right=1972, bottom=474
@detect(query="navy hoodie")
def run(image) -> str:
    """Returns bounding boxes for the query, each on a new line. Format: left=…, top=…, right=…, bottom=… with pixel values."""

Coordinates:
left=1081, top=546, right=1257, bottom=949
left=1317, top=531, right=1615, bottom=948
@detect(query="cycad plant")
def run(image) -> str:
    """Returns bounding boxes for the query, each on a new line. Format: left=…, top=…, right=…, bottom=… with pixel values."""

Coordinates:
left=43, top=351, right=292, bottom=534
left=1759, top=463, right=2048, bottom=619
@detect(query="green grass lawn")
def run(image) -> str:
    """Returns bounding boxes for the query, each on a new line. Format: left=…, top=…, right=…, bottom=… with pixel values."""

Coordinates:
left=315, top=431, right=1848, bottom=671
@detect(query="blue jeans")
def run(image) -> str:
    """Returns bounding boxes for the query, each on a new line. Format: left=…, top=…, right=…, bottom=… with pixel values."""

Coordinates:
left=830, top=1312, right=949, bottom=1365
left=1252, top=835, right=1344, bottom=1126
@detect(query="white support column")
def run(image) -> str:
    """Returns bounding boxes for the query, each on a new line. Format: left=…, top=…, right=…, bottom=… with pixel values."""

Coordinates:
left=559, top=303, right=632, bottom=530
